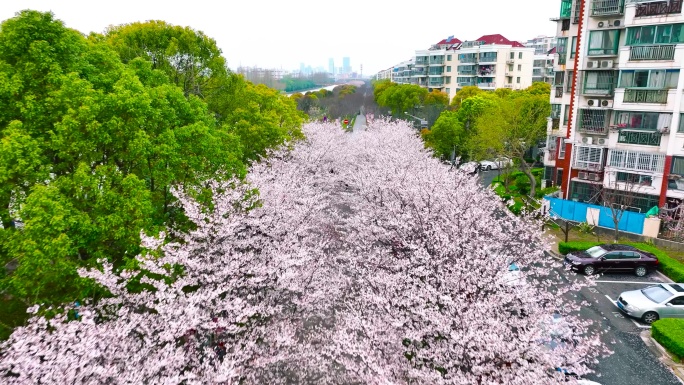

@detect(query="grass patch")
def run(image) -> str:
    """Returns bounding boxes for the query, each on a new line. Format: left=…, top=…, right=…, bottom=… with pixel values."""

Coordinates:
left=652, top=319, right=684, bottom=361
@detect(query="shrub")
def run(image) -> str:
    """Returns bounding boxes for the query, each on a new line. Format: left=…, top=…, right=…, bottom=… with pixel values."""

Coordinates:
left=558, top=241, right=602, bottom=255
left=535, top=186, right=559, bottom=199
left=576, top=222, right=595, bottom=235
left=558, top=241, right=684, bottom=282
left=652, top=319, right=684, bottom=359
left=515, top=175, right=530, bottom=195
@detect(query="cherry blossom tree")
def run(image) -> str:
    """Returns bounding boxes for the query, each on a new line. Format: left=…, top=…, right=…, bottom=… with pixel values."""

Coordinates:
left=1, top=120, right=606, bottom=384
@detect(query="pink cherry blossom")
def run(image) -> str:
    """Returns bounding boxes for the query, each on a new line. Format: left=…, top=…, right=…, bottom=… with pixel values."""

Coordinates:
left=0, top=119, right=605, bottom=384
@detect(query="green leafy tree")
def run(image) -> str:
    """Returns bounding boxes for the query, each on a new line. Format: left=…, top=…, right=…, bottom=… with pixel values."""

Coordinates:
left=421, top=111, right=465, bottom=160
left=470, top=91, right=551, bottom=197
left=0, top=11, right=246, bottom=305
left=104, top=20, right=227, bottom=97
left=449, top=86, right=484, bottom=110
left=376, top=84, right=428, bottom=117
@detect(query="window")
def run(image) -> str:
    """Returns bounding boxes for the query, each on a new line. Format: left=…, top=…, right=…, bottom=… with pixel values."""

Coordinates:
left=614, top=111, right=672, bottom=131
left=551, top=104, right=562, bottom=119
left=447, top=54, right=452, bottom=61
left=563, top=105, right=570, bottom=125
left=445, top=76, right=451, bottom=83
left=573, top=146, right=605, bottom=171
left=556, top=168, right=564, bottom=186
left=446, top=66, right=451, bottom=72
left=680, top=113, right=684, bottom=133
left=587, top=30, right=620, bottom=55
left=517, top=77, right=521, bottom=84
left=556, top=37, right=568, bottom=65
left=566, top=70, right=574, bottom=92
left=570, top=181, right=598, bottom=203
left=570, top=36, right=577, bottom=58
left=616, top=172, right=653, bottom=186
left=608, top=149, right=665, bottom=172
left=554, top=71, right=565, bottom=86
left=626, top=24, right=684, bottom=45
left=446, top=88, right=450, bottom=94
left=669, top=296, right=684, bottom=306
left=518, top=52, right=523, bottom=59
left=672, top=157, right=684, bottom=176
left=516, top=64, right=521, bottom=71
left=510, top=52, right=514, bottom=60
left=583, top=71, right=616, bottom=95
left=558, top=138, right=567, bottom=159
left=619, top=69, right=679, bottom=88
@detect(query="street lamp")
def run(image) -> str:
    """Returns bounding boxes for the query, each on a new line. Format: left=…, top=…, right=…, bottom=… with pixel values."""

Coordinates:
left=404, top=111, right=427, bottom=129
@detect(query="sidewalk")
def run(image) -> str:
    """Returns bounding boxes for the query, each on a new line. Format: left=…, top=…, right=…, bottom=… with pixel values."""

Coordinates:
left=640, top=330, right=684, bottom=384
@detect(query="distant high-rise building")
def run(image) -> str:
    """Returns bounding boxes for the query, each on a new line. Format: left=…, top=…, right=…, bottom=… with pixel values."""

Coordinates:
left=342, top=57, right=351, bottom=74
left=328, top=58, right=335, bottom=75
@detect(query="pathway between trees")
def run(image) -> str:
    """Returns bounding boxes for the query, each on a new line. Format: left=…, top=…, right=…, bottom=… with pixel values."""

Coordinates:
left=352, top=106, right=366, bottom=134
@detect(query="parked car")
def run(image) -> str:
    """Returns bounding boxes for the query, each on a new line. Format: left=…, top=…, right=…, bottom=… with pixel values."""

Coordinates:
left=616, top=283, right=684, bottom=324
left=458, top=161, right=481, bottom=175
left=479, top=157, right=513, bottom=171
left=563, top=244, right=659, bottom=277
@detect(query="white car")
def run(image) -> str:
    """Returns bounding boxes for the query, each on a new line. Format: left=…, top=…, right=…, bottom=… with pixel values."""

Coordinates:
left=480, top=157, right=513, bottom=171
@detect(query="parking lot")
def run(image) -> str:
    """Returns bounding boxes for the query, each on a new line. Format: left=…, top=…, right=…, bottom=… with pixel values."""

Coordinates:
left=555, top=262, right=683, bottom=385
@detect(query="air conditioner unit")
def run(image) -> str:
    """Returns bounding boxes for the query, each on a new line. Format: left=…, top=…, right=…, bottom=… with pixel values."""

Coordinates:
left=597, top=138, right=607, bottom=145
left=587, top=99, right=600, bottom=107
left=600, top=99, right=613, bottom=108
left=598, top=21, right=606, bottom=28
left=586, top=60, right=599, bottom=69
left=613, top=20, right=621, bottom=27
left=590, top=173, right=601, bottom=182
left=579, top=172, right=589, bottom=180
left=581, top=137, right=593, bottom=145
left=600, top=60, right=614, bottom=68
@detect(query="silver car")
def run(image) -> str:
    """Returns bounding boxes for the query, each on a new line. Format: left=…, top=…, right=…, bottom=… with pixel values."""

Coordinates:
left=616, top=283, right=684, bottom=324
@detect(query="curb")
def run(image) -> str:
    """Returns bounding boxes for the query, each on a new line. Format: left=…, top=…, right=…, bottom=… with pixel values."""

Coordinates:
left=547, top=250, right=564, bottom=261
left=640, top=330, right=684, bottom=384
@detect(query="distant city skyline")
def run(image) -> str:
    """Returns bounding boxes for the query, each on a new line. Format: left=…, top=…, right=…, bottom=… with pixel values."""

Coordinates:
left=0, top=0, right=558, bottom=75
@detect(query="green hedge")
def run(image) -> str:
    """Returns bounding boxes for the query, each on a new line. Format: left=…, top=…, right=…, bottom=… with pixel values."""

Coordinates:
left=558, top=241, right=684, bottom=282
left=652, top=318, right=684, bottom=359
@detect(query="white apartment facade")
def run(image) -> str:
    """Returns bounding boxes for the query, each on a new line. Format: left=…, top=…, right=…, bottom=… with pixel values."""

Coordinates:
left=381, top=34, right=538, bottom=102
left=544, top=0, right=684, bottom=213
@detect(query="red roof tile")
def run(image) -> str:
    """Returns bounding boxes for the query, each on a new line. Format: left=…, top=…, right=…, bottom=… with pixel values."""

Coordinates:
left=475, top=34, right=522, bottom=47
left=436, top=36, right=462, bottom=45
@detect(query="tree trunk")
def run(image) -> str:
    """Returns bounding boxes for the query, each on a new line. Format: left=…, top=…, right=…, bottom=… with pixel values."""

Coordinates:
left=614, top=224, right=619, bottom=243
left=0, top=191, right=14, bottom=230
left=518, top=156, right=537, bottom=198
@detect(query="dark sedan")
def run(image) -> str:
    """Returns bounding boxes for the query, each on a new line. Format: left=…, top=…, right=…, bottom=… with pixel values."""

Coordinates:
left=563, top=244, right=659, bottom=277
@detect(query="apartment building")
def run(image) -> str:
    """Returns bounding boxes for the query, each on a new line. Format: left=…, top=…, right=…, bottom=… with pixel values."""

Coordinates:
left=543, top=0, right=684, bottom=213
left=383, top=34, right=537, bottom=102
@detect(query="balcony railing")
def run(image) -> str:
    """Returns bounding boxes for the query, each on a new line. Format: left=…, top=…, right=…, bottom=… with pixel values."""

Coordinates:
left=429, top=80, right=444, bottom=87
left=623, top=89, right=669, bottom=104
left=429, top=59, right=444, bottom=65
left=459, top=57, right=478, bottom=64
left=578, top=109, right=609, bottom=135
left=591, top=0, right=625, bottom=15
left=629, top=45, right=675, bottom=61
left=478, top=71, right=496, bottom=77
left=551, top=118, right=561, bottom=130
left=618, top=130, right=662, bottom=146
left=479, top=55, right=498, bottom=63
left=635, top=0, right=683, bottom=17
left=583, top=85, right=614, bottom=96
left=477, top=82, right=496, bottom=88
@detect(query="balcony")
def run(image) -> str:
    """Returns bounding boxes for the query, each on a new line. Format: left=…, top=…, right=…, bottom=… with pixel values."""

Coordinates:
left=623, top=89, right=669, bottom=104
left=477, top=82, right=496, bottom=89
left=415, top=57, right=428, bottom=66
left=591, top=0, right=625, bottom=16
left=479, top=55, right=498, bottom=64
left=429, top=79, right=445, bottom=87
left=629, top=45, right=675, bottom=61
left=578, top=109, right=609, bottom=135
left=429, top=58, right=445, bottom=66
left=635, top=0, right=683, bottom=17
left=459, top=56, right=478, bottom=64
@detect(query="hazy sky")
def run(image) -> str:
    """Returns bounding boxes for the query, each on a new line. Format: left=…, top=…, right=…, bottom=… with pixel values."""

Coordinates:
left=1, top=1, right=559, bottom=76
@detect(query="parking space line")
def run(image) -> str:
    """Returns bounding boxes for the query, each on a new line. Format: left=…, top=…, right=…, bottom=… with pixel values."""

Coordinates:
left=605, top=295, right=651, bottom=329
left=586, top=277, right=660, bottom=285
left=631, top=319, right=651, bottom=329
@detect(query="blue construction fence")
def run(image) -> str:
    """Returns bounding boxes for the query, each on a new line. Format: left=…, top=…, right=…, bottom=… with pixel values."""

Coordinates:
left=544, top=197, right=645, bottom=235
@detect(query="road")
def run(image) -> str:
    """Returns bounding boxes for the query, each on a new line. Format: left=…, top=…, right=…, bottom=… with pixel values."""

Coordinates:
left=352, top=107, right=366, bottom=134
left=548, top=257, right=682, bottom=384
